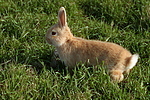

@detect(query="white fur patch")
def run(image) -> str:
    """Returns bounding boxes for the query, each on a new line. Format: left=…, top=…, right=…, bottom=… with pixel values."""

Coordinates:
left=127, top=54, right=139, bottom=69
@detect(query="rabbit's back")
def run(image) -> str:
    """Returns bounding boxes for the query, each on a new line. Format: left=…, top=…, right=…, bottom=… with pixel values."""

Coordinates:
left=56, top=37, right=132, bottom=68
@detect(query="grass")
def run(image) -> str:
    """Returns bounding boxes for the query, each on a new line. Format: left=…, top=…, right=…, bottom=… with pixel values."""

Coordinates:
left=0, top=0, right=150, bottom=99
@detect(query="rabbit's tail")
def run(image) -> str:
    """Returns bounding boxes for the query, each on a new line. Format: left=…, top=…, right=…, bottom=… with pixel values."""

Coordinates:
left=126, top=54, right=139, bottom=70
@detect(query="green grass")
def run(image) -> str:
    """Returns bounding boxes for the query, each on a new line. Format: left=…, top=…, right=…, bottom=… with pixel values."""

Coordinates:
left=0, top=0, right=150, bottom=99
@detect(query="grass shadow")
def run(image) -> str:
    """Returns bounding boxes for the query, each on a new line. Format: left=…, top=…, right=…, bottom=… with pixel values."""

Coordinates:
left=28, top=49, right=66, bottom=75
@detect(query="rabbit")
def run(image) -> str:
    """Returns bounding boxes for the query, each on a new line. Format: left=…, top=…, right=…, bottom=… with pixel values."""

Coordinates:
left=45, top=7, right=139, bottom=82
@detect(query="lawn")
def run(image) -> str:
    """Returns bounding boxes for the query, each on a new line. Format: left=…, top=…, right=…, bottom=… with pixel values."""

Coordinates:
left=0, top=0, right=150, bottom=99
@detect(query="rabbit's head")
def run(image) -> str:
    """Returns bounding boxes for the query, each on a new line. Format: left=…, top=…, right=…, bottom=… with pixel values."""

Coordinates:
left=46, top=7, right=73, bottom=47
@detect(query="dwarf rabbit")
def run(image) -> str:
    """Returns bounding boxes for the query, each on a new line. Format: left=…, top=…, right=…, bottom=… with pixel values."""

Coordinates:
left=45, top=7, right=139, bottom=82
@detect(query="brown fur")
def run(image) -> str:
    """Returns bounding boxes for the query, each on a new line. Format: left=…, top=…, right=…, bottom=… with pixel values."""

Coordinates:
left=45, top=7, right=139, bottom=82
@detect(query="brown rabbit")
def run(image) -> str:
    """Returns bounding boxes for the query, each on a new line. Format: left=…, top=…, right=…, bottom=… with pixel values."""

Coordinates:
left=46, top=7, right=139, bottom=82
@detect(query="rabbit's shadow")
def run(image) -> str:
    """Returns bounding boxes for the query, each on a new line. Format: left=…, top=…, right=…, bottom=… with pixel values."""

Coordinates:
left=29, top=50, right=66, bottom=74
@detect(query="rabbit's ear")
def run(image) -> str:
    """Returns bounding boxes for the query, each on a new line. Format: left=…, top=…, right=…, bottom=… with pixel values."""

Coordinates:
left=58, top=7, right=67, bottom=28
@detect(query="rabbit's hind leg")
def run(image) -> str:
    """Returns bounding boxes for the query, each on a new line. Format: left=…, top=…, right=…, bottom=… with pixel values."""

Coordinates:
left=109, top=70, right=124, bottom=83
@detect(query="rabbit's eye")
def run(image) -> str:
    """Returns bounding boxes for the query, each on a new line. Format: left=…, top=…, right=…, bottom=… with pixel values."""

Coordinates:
left=51, top=31, right=57, bottom=35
